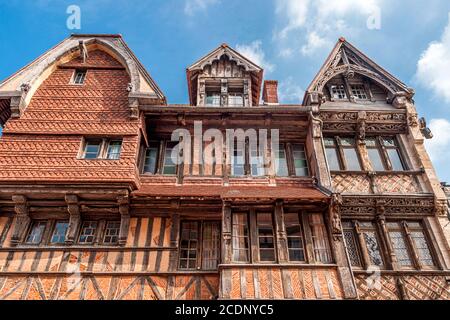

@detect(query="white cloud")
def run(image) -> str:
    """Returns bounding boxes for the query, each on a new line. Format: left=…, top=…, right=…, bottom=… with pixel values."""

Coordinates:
left=278, top=77, right=305, bottom=104
left=274, top=0, right=383, bottom=56
left=235, top=40, right=275, bottom=73
left=425, top=119, right=450, bottom=176
left=416, top=12, right=450, bottom=102
left=184, top=0, right=218, bottom=16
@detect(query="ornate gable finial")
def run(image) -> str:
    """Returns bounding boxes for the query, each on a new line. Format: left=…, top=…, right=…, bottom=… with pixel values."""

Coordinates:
left=78, top=40, right=89, bottom=64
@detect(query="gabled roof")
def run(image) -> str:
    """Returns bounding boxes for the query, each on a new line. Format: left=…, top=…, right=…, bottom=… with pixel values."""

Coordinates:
left=186, top=43, right=264, bottom=106
left=0, top=34, right=166, bottom=117
left=303, top=37, right=413, bottom=105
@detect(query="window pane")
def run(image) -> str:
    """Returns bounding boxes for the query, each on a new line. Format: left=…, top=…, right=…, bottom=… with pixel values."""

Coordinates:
left=257, top=213, right=275, bottom=262
left=228, top=93, right=244, bottom=107
left=325, top=147, right=341, bottom=171
left=232, top=148, right=245, bottom=176
left=73, top=70, right=86, bottom=84
left=202, top=222, right=221, bottom=270
left=388, top=230, right=413, bottom=267
left=250, top=144, right=265, bottom=176
left=103, top=221, right=120, bottom=244
left=362, top=231, right=383, bottom=267
left=106, top=140, right=122, bottom=160
left=367, top=148, right=385, bottom=171
left=163, top=144, right=177, bottom=175
left=51, top=221, right=69, bottom=244
left=330, top=85, right=347, bottom=99
left=26, top=221, right=46, bottom=244
left=179, top=222, right=199, bottom=270
left=309, top=214, right=332, bottom=263
left=292, top=144, right=309, bottom=176
left=350, top=84, right=368, bottom=99
left=284, top=213, right=305, bottom=262
left=232, top=213, right=249, bottom=262
left=143, top=147, right=158, bottom=174
left=343, top=148, right=361, bottom=171
left=206, top=92, right=221, bottom=106
left=343, top=228, right=362, bottom=267
left=276, top=145, right=289, bottom=176
left=78, top=221, right=98, bottom=244
left=83, top=140, right=101, bottom=159
left=387, top=149, right=404, bottom=171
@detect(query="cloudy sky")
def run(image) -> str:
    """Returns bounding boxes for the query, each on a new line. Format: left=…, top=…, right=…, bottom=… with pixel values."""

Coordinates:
left=1, top=0, right=450, bottom=181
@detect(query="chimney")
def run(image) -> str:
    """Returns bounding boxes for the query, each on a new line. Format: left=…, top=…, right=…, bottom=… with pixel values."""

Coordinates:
left=263, top=80, right=279, bottom=105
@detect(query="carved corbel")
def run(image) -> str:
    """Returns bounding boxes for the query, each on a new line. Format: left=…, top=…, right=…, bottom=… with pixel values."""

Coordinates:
left=309, top=111, right=323, bottom=139
left=128, top=97, right=139, bottom=120
left=356, top=111, right=367, bottom=141
left=391, top=92, right=409, bottom=109
left=117, top=194, right=131, bottom=246
left=222, top=201, right=232, bottom=263
left=10, top=195, right=30, bottom=246
left=65, top=194, right=81, bottom=244
left=434, top=198, right=449, bottom=217
left=330, top=193, right=343, bottom=240
left=419, top=117, right=433, bottom=139
left=407, top=112, right=419, bottom=127
left=10, top=83, right=30, bottom=118
left=177, top=113, right=186, bottom=126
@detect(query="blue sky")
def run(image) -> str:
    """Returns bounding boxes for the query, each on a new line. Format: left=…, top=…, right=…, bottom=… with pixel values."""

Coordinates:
left=1, top=0, right=450, bottom=182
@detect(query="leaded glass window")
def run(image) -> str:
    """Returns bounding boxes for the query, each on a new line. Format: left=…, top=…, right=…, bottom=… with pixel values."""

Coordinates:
left=179, top=222, right=199, bottom=270
left=330, top=85, right=347, bottom=99
left=78, top=221, right=98, bottom=244
left=103, top=221, right=120, bottom=244
left=350, top=84, right=368, bottom=100
left=362, top=230, right=384, bottom=267
left=343, top=222, right=362, bottom=267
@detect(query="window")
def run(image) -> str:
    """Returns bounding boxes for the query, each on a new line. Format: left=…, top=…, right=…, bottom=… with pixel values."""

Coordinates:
left=365, top=138, right=385, bottom=171
left=292, top=144, right=309, bottom=176
left=324, top=138, right=341, bottom=171
left=162, top=142, right=178, bottom=175
left=143, top=144, right=159, bottom=174
left=228, top=93, right=244, bottom=107
left=257, top=213, right=276, bottom=262
left=78, top=221, right=98, bottom=244
left=81, top=138, right=123, bottom=160
left=359, top=222, right=384, bottom=267
left=249, top=143, right=265, bottom=177
left=50, top=221, right=69, bottom=244
left=206, top=92, right=221, bottom=106
left=106, top=140, right=122, bottom=160
left=387, top=221, right=435, bottom=269
left=382, top=137, right=405, bottom=171
left=342, top=222, right=363, bottom=267
left=72, top=70, right=86, bottom=84
left=25, top=221, right=47, bottom=244
left=309, top=213, right=333, bottom=263
left=350, top=84, right=368, bottom=100
left=103, top=221, right=120, bottom=244
left=178, top=221, right=220, bottom=270
left=83, top=139, right=102, bottom=159
left=330, top=85, right=347, bottom=100
left=231, top=147, right=245, bottom=177
left=284, top=213, right=306, bottom=262
left=364, top=137, right=406, bottom=172
left=232, top=213, right=250, bottom=262
left=324, top=137, right=361, bottom=171
left=275, top=144, right=289, bottom=176
left=179, top=222, right=199, bottom=270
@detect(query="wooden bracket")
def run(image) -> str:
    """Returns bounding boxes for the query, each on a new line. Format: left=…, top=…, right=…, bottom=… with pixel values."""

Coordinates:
left=10, top=195, right=30, bottom=246
left=65, top=194, right=81, bottom=244
left=117, top=194, right=130, bottom=246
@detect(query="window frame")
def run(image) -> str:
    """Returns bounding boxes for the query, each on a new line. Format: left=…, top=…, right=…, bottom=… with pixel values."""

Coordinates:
left=50, top=220, right=70, bottom=244
left=325, top=136, right=363, bottom=172
left=178, top=220, right=221, bottom=271
left=71, top=69, right=87, bottom=85
left=80, top=138, right=123, bottom=160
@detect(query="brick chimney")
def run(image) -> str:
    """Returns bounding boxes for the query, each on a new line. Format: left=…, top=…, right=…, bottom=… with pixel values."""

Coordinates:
left=263, top=80, right=279, bottom=105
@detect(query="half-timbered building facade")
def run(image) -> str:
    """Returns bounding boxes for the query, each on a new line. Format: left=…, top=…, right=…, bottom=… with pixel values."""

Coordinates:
left=0, top=34, right=448, bottom=300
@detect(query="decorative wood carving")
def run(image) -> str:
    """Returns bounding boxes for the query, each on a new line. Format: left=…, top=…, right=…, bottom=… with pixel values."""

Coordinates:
left=117, top=194, right=130, bottom=246
left=222, top=201, right=232, bottom=264
left=65, top=194, right=81, bottom=244
left=330, top=193, right=343, bottom=240
left=10, top=195, right=30, bottom=246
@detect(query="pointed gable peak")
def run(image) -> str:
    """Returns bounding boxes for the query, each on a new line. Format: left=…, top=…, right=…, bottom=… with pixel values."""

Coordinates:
left=304, top=37, right=413, bottom=105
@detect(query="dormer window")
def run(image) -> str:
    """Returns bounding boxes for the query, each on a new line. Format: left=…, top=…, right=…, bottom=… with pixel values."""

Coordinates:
left=350, top=84, right=368, bottom=100
left=330, top=85, right=347, bottom=100
left=72, top=69, right=86, bottom=85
